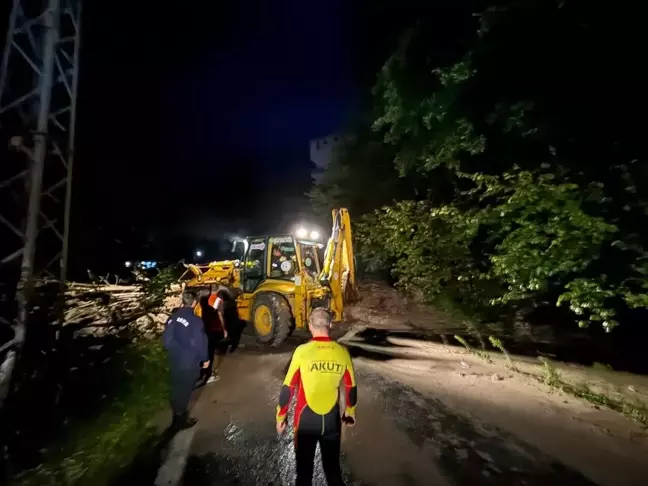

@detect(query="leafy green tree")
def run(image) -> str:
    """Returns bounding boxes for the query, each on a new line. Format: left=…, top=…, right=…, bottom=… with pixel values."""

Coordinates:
left=340, top=0, right=648, bottom=331
left=308, top=124, right=426, bottom=218
left=357, top=201, right=485, bottom=302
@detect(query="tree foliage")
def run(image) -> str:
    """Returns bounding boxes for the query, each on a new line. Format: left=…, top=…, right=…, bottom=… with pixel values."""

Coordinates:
left=308, top=122, right=430, bottom=218
left=142, top=264, right=182, bottom=308
left=318, top=0, right=648, bottom=331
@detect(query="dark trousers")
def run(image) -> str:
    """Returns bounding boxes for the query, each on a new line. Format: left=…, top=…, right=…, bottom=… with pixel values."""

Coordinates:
left=227, top=318, right=245, bottom=353
left=170, top=367, right=199, bottom=416
left=200, top=331, right=225, bottom=380
left=295, top=431, right=345, bottom=486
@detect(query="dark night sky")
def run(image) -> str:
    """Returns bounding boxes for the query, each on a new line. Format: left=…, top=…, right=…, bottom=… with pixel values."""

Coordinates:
left=76, top=1, right=358, bottom=246
left=2, top=1, right=472, bottom=270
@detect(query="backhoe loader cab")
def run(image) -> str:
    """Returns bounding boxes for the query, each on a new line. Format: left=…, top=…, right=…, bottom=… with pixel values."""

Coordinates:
left=180, top=208, right=358, bottom=347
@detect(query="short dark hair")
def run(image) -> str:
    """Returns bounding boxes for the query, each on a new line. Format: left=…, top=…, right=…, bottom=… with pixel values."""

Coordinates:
left=182, top=290, right=197, bottom=306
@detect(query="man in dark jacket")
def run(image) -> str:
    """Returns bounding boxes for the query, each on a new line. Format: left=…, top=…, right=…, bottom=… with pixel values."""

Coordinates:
left=162, top=290, right=209, bottom=429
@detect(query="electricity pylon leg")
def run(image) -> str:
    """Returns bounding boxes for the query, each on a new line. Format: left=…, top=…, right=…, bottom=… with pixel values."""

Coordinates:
left=0, top=0, right=82, bottom=406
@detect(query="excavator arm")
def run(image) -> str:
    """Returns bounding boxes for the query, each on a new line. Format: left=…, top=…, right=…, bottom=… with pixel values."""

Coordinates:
left=319, top=208, right=359, bottom=321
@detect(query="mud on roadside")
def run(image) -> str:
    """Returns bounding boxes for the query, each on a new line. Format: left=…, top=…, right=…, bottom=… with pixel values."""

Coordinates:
left=347, top=281, right=648, bottom=411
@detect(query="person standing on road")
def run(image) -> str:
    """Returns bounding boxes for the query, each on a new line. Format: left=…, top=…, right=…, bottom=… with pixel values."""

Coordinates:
left=275, top=308, right=357, bottom=486
left=195, top=287, right=227, bottom=384
left=195, top=284, right=241, bottom=383
left=162, top=289, right=209, bottom=429
left=214, top=284, right=245, bottom=354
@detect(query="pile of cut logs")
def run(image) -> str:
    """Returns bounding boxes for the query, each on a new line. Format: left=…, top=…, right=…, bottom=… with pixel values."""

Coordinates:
left=62, top=283, right=181, bottom=337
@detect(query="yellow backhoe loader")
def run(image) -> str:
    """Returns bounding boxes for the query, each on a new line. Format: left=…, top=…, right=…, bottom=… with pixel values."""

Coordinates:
left=179, top=208, right=359, bottom=346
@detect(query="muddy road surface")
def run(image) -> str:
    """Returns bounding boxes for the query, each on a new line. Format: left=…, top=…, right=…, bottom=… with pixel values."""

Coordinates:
left=163, top=330, right=647, bottom=486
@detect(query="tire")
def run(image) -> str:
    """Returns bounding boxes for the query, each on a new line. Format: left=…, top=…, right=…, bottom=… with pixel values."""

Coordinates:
left=251, top=292, right=294, bottom=347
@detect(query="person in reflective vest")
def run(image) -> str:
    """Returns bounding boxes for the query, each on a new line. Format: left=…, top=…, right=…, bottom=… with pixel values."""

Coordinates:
left=194, top=286, right=229, bottom=384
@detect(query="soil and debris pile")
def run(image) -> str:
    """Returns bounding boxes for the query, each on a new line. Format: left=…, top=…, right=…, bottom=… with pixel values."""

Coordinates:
left=347, top=280, right=462, bottom=333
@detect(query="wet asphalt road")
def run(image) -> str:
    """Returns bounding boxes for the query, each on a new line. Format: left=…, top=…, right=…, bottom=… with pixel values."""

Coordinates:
left=174, top=331, right=598, bottom=486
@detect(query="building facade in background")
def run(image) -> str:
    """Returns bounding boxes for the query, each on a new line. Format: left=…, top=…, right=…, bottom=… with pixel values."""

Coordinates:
left=309, top=134, right=343, bottom=184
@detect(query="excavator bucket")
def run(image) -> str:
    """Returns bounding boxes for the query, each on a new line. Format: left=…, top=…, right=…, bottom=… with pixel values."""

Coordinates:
left=179, top=261, right=239, bottom=288
left=179, top=264, right=204, bottom=283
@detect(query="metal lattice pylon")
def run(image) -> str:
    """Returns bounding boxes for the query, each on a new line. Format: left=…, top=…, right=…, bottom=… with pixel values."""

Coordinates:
left=0, top=0, right=81, bottom=351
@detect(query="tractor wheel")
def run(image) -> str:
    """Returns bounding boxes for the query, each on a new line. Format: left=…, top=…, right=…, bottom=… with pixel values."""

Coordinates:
left=251, top=292, right=294, bottom=347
